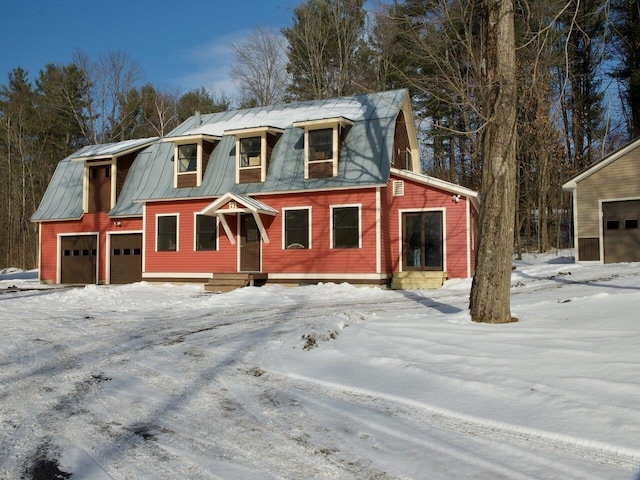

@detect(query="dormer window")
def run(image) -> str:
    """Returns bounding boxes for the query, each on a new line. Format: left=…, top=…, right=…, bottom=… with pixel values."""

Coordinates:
left=292, top=117, right=353, bottom=179
left=177, top=144, right=197, bottom=173
left=240, top=137, right=262, bottom=167
left=164, top=135, right=219, bottom=189
left=226, top=126, right=283, bottom=184
left=309, top=128, right=333, bottom=161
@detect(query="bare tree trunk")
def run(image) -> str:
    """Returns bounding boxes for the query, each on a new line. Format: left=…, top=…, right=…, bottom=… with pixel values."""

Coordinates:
left=469, top=0, right=518, bottom=324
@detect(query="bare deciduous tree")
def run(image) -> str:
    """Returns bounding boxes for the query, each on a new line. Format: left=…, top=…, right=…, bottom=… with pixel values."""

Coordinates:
left=74, top=49, right=141, bottom=143
left=229, top=27, right=289, bottom=107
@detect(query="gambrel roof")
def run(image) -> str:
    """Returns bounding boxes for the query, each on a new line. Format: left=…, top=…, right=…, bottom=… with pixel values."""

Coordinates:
left=33, top=90, right=470, bottom=222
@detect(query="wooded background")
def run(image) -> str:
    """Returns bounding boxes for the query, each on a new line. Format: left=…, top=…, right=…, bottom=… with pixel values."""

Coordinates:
left=1, top=0, right=638, bottom=271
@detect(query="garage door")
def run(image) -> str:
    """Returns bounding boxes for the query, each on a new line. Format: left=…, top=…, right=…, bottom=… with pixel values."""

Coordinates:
left=110, top=233, right=142, bottom=284
left=602, top=200, right=640, bottom=263
left=60, top=235, right=97, bottom=284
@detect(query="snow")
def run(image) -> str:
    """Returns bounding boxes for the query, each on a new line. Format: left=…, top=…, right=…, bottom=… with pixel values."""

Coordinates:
left=1, top=253, right=639, bottom=479
left=182, top=99, right=368, bottom=137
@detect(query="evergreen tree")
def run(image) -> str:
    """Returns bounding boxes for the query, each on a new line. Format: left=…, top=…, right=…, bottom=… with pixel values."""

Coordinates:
left=611, top=0, right=640, bottom=138
left=282, top=0, right=372, bottom=100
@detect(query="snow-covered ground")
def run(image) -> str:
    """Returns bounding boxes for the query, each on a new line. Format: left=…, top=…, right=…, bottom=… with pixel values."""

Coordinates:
left=1, top=253, right=639, bottom=479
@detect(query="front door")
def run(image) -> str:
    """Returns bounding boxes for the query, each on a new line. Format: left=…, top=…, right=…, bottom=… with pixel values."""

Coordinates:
left=240, top=214, right=261, bottom=271
left=402, top=211, right=443, bottom=271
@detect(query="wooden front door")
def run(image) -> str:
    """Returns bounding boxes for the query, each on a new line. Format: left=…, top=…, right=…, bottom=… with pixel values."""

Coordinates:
left=402, top=211, right=443, bottom=271
left=240, top=214, right=261, bottom=271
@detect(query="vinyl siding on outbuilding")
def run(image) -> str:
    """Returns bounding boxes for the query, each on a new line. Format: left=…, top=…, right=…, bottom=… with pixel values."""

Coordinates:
left=563, top=138, right=640, bottom=263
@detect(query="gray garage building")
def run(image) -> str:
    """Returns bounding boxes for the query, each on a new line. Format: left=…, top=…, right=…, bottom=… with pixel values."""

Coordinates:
left=563, top=139, right=640, bottom=263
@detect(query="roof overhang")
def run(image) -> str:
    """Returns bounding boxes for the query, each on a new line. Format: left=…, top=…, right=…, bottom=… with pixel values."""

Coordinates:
left=72, top=137, right=159, bottom=161
left=292, top=116, right=355, bottom=129
left=198, top=192, right=278, bottom=245
left=391, top=168, right=480, bottom=210
left=224, top=126, right=285, bottom=136
left=162, top=134, right=221, bottom=144
left=562, top=137, right=640, bottom=192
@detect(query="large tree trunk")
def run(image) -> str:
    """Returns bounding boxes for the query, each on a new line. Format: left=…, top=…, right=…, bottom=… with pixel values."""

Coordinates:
left=469, top=0, right=518, bottom=324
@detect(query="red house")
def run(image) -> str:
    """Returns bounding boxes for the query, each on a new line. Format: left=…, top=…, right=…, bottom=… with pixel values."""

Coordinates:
left=32, top=90, right=479, bottom=290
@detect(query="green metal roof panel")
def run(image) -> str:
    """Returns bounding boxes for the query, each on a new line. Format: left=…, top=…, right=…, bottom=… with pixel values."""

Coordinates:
left=135, top=90, right=404, bottom=202
left=33, top=90, right=408, bottom=221
left=73, top=137, right=159, bottom=159
left=31, top=156, right=85, bottom=221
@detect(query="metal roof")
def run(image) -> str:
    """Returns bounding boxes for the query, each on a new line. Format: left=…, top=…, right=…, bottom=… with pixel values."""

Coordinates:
left=32, top=90, right=411, bottom=222
left=31, top=156, right=85, bottom=221
left=72, top=137, right=159, bottom=160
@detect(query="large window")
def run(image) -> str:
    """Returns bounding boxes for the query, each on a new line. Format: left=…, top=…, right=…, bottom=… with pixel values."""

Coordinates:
left=332, top=206, right=360, bottom=249
left=240, top=137, right=262, bottom=167
left=284, top=209, right=310, bottom=249
left=157, top=215, right=177, bottom=251
left=177, top=144, right=197, bottom=173
left=309, top=128, right=333, bottom=161
left=195, top=214, right=217, bottom=251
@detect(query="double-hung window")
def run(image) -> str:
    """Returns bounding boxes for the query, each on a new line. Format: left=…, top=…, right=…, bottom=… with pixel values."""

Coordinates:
left=177, top=144, right=197, bottom=173
left=332, top=206, right=360, bottom=249
left=157, top=215, right=178, bottom=251
left=195, top=214, right=217, bottom=251
left=240, top=137, right=262, bottom=167
left=293, top=117, right=353, bottom=179
left=284, top=208, right=310, bottom=249
left=309, top=128, right=333, bottom=161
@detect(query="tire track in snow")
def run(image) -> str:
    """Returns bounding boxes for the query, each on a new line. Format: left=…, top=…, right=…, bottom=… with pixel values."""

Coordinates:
left=266, top=371, right=640, bottom=473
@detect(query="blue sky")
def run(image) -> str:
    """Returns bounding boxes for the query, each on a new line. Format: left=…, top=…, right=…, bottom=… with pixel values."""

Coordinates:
left=0, top=0, right=300, bottom=99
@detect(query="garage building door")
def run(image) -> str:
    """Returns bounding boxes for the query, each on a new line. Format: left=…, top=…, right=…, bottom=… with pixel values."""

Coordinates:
left=60, top=235, right=97, bottom=284
left=110, top=233, right=142, bottom=284
left=602, top=200, right=640, bottom=263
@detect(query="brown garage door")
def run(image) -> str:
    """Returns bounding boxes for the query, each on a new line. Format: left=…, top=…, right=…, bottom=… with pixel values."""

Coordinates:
left=60, top=235, right=97, bottom=284
left=110, top=233, right=142, bottom=284
left=602, top=200, right=640, bottom=263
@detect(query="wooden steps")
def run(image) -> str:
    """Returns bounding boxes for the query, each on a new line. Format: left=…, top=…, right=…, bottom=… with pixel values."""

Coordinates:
left=204, top=273, right=268, bottom=293
left=390, top=271, right=447, bottom=290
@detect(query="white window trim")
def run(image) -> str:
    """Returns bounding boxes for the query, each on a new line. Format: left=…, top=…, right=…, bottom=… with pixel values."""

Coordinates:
left=106, top=229, right=143, bottom=284
left=303, top=124, right=340, bottom=179
left=282, top=206, right=313, bottom=250
left=83, top=159, right=116, bottom=212
left=193, top=213, right=219, bottom=252
left=56, top=232, right=99, bottom=285
left=235, top=134, right=267, bottom=183
left=156, top=213, right=179, bottom=252
left=173, top=140, right=204, bottom=188
left=330, top=203, right=362, bottom=249
left=397, top=208, right=447, bottom=273
left=293, top=117, right=352, bottom=180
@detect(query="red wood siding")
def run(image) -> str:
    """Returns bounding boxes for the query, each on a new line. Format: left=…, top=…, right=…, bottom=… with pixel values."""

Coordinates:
left=39, top=214, right=142, bottom=284
left=145, top=200, right=237, bottom=275
left=386, top=175, right=471, bottom=279
left=261, top=190, right=378, bottom=274
left=144, top=190, right=380, bottom=276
